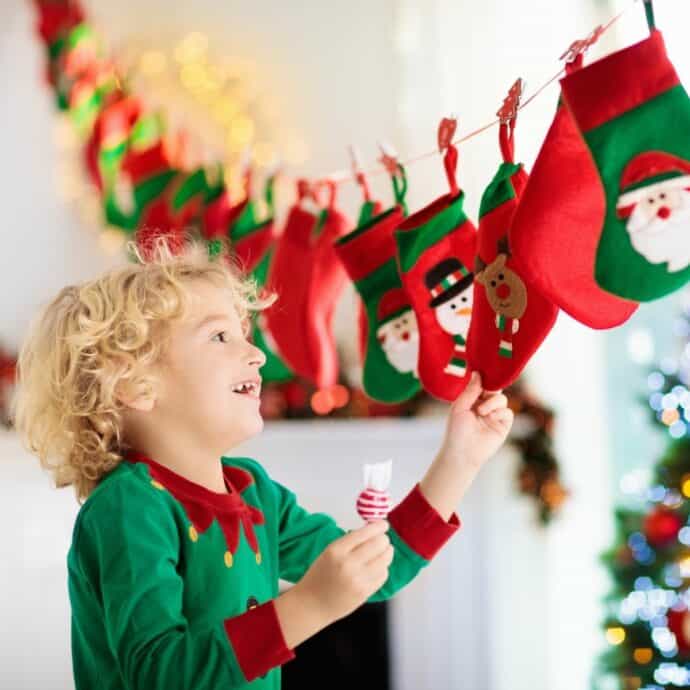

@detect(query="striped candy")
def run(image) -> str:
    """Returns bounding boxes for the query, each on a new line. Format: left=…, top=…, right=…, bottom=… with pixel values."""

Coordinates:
left=356, top=488, right=392, bottom=522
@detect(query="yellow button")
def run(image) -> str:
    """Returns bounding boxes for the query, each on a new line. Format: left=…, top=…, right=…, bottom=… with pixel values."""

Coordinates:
left=256, top=551, right=262, bottom=565
left=224, top=551, right=233, bottom=568
left=188, top=526, right=198, bottom=542
left=150, top=480, right=165, bottom=490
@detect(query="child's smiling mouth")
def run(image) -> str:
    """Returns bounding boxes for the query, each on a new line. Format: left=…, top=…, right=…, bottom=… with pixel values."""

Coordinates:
left=231, top=379, right=262, bottom=399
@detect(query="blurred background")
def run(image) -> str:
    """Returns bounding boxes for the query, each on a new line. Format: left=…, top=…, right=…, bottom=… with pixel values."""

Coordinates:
left=1, top=1, right=690, bottom=689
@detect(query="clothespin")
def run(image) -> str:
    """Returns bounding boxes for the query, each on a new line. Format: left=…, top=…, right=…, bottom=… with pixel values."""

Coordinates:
left=559, top=25, right=604, bottom=64
left=437, top=114, right=458, bottom=153
left=377, top=141, right=408, bottom=213
left=497, top=79, right=524, bottom=163
left=437, top=115, right=459, bottom=197
left=377, top=140, right=400, bottom=176
left=496, top=78, right=524, bottom=125
left=349, top=145, right=372, bottom=202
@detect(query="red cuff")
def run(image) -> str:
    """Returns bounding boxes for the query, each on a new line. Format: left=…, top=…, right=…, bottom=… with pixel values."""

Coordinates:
left=387, top=483, right=461, bottom=560
left=223, top=599, right=295, bottom=681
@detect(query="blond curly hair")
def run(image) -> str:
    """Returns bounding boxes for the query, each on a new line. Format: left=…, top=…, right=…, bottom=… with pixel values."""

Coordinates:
left=11, top=233, right=275, bottom=504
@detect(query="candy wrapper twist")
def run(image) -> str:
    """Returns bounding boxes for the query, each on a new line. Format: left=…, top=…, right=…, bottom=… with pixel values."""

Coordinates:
left=356, top=460, right=393, bottom=522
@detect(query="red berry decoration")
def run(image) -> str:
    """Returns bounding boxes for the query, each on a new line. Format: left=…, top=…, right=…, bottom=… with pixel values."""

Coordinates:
left=668, top=608, right=690, bottom=654
left=643, top=507, right=683, bottom=547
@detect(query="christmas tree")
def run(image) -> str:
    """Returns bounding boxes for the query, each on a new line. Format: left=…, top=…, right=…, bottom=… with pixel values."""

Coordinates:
left=595, top=294, right=690, bottom=690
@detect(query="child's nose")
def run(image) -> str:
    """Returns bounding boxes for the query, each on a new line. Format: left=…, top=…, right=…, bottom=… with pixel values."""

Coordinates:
left=247, top=343, right=267, bottom=368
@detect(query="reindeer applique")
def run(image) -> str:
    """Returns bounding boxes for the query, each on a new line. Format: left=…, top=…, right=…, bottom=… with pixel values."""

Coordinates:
left=475, top=240, right=528, bottom=359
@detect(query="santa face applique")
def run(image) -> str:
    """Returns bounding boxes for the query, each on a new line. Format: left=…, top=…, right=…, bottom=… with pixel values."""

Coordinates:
left=616, top=151, right=690, bottom=273
left=376, top=310, right=419, bottom=377
left=425, top=257, right=474, bottom=378
left=376, top=288, right=420, bottom=377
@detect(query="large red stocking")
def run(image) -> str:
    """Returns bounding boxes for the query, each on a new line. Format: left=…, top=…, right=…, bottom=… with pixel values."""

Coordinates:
left=510, top=52, right=638, bottom=328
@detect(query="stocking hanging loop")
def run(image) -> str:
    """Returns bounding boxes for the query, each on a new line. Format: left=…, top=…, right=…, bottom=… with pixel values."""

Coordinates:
left=315, top=178, right=337, bottom=211
left=391, top=163, right=409, bottom=215
left=643, top=0, right=656, bottom=33
left=296, top=178, right=316, bottom=205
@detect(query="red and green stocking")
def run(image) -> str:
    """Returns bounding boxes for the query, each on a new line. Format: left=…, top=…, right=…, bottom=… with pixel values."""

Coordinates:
left=466, top=123, right=558, bottom=391
left=509, top=54, right=638, bottom=329
left=394, top=145, right=478, bottom=403
left=230, top=175, right=277, bottom=273
left=335, top=170, right=420, bottom=403
left=560, top=5, right=690, bottom=301
left=264, top=186, right=320, bottom=381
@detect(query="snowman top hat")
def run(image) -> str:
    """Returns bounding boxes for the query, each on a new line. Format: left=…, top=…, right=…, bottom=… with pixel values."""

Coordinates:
left=425, top=257, right=473, bottom=308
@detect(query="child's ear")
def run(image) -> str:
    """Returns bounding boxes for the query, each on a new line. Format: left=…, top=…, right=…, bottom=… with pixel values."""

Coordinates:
left=115, top=380, right=156, bottom=412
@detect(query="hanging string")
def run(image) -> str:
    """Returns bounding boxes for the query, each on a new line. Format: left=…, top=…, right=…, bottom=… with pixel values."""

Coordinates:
left=316, top=0, right=639, bottom=188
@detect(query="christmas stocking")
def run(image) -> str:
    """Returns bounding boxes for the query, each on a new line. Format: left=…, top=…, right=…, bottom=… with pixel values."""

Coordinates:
left=509, top=54, right=639, bottom=329
left=335, top=190, right=421, bottom=403
left=354, top=197, right=383, bottom=361
left=104, top=125, right=176, bottom=232
left=84, top=93, right=141, bottom=192
left=231, top=176, right=277, bottom=273
left=304, top=187, right=351, bottom=391
left=560, top=9, right=690, bottom=301
left=466, top=123, right=558, bottom=391
left=250, top=249, right=294, bottom=384
left=264, top=186, right=320, bottom=381
left=394, top=143, right=478, bottom=403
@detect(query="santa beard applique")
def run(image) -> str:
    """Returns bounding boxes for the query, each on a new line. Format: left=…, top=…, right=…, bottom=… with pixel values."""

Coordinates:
left=376, top=308, right=420, bottom=378
left=617, top=154, right=690, bottom=274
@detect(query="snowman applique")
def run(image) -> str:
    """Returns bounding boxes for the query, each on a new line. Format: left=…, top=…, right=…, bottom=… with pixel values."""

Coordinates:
left=616, top=151, right=690, bottom=273
left=425, top=257, right=474, bottom=378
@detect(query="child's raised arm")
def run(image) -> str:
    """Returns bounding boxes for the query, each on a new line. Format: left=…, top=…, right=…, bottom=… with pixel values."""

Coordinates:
left=418, top=370, right=514, bottom=521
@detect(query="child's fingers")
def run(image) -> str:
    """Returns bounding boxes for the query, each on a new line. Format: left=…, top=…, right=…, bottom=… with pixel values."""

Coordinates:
left=476, top=393, right=508, bottom=417
left=486, top=408, right=514, bottom=429
left=335, top=519, right=389, bottom=554
left=452, top=371, right=483, bottom=411
left=350, top=532, right=392, bottom=566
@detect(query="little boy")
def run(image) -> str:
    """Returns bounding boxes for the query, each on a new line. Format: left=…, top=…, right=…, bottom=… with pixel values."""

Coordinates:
left=12, top=235, right=513, bottom=689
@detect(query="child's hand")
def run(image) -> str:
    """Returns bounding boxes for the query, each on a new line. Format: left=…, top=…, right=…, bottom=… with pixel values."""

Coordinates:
left=440, top=371, right=513, bottom=470
left=293, top=519, right=393, bottom=625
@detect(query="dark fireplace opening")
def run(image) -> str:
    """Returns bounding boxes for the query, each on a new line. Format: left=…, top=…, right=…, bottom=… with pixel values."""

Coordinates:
left=282, top=601, right=390, bottom=689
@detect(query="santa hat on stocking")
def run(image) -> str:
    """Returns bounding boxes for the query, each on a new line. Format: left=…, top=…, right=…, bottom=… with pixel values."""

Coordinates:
left=617, top=151, right=690, bottom=216
left=377, top=287, right=412, bottom=326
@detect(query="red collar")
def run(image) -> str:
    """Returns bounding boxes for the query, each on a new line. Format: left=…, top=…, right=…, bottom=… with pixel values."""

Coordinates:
left=123, top=448, right=253, bottom=515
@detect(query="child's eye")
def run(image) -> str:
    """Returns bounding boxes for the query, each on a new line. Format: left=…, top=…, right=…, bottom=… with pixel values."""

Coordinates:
left=212, top=331, right=229, bottom=343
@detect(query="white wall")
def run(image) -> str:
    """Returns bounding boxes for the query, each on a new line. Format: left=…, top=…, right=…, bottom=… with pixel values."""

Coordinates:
left=5, top=1, right=685, bottom=689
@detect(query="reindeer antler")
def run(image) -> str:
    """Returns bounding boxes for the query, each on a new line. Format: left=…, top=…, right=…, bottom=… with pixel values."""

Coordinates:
left=497, top=235, right=512, bottom=257
left=474, top=255, right=487, bottom=275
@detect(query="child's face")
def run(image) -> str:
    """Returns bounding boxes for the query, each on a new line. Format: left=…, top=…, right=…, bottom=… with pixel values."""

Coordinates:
left=147, top=278, right=267, bottom=452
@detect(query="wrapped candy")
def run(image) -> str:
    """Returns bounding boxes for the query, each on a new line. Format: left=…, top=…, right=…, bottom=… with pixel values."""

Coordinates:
left=356, top=460, right=393, bottom=522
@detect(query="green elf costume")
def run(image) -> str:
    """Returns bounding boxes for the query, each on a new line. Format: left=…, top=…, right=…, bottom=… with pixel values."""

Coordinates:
left=68, top=450, right=459, bottom=689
